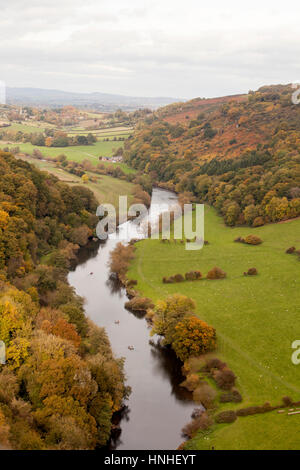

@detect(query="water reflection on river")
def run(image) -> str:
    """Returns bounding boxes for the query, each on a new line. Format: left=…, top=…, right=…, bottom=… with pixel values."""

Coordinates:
left=68, top=188, right=195, bottom=450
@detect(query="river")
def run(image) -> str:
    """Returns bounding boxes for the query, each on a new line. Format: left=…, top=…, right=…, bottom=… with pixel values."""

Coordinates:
left=68, top=188, right=196, bottom=450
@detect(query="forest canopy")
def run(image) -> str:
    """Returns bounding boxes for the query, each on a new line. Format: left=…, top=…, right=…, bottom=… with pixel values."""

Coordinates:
left=0, top=152, right=129, bottom=449
left=125, top=85, right=300, bottom=227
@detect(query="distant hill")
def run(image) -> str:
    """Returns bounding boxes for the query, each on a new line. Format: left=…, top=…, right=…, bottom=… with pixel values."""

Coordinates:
left=6, top=87, right=182, bottom=111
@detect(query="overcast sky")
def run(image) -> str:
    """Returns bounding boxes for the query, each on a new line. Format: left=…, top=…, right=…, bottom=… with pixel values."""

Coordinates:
left=1, top=0, right=300, bottom=99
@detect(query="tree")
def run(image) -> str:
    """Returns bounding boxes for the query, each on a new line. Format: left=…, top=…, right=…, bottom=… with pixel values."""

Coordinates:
left=69, top=225, right=91, bottom=246
left=225, top=202, right=240, bottom=226
left=81, top=174, right=89, bottom=184
left=151, top=294, right=196, bottom=345
left=172, top=316, right=216, bottom=361
left=243, top=204, right=259, bottom=226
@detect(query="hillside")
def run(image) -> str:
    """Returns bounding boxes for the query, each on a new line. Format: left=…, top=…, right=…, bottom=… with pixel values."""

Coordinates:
left=125, top=84, right=300, bottom=226
left=0, top=152, right=128, bottom=449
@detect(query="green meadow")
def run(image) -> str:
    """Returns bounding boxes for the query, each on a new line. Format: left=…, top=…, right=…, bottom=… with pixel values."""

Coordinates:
left=6, top=122, right=50, bottom=133
left=127, top=206, right=300, bottom=449
left=1, top=140, right=118, bottom=160
left=1, top=139, right=135, bottom=174
left=15, top=155, right=134, bottom=208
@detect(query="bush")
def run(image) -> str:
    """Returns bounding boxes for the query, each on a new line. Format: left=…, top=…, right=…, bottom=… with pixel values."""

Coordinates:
left=286, top=247, right=296, bottom=254
left=205, top=358, right=227, bottom=371
left=282, top=396, right=293, bottom=407
left=235, top=403, right=275, bottom=417
left=193, top=383, right=217, bottom=408
left=236, top=407, right=261, bottom=417
left=109, top=243, right=135, bottom=280
left=125, top=296, right=154, bottom=312
left=162, top=274, right=185, bottom=283
left=185, top=271, right=202, bottom=281
left=215, top=410, right=237, bottom=424
left=180, top=373, right=201, bottom=392
left=247, top=267, right=258, bottom=276
left=162, top=276, right=175, bottom=283
left=207, top=266, right=226, bottom=280
left=127, top=279, right=138, bottom=287
left=174, top=273, right=185, bottom=282
left=182, top=412, right=212, bottom=438
left=183, top=356, right=206, bottom=375
left=244, top=235, right=263, bottom=245
left=220, top=389, right=242, bottom=403
left=234, top=237, right=244, bottom=243
left=253, top=217, right=264, bottom=227
left=213, top=367, right=236, bottom=390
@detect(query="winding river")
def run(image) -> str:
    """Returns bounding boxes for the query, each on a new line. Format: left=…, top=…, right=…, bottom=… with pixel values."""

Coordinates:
left=68, top=188, right=195, bottom=450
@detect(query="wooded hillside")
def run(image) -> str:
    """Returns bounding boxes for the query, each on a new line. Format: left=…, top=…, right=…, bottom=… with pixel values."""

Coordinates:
left=125, top=85, right=300, bottom=226
left=0, top=152, right=128, bottom=449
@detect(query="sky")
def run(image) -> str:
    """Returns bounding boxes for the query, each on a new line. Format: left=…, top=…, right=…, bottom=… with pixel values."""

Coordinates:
left=1, top=0, right=300, bottom=99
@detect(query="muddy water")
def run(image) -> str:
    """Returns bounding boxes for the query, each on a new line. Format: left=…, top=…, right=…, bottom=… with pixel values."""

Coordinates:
left=68, top=188, right=195, bottom=450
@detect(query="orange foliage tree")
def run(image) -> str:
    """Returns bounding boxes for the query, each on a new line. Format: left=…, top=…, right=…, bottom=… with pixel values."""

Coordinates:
left=172, top=315, right=216, bottom=361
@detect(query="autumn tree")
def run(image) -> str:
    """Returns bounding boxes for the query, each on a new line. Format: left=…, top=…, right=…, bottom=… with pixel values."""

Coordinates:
left=172, top=316, right=216, bottom=361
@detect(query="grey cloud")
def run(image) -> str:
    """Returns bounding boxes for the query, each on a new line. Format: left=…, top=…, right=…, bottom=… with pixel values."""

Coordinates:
left=1, top=1, right=300, bottom=98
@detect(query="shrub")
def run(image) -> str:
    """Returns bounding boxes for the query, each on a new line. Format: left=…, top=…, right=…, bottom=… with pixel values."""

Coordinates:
left=205, top=358, right=227, bottom=371
left=163, top=274, right=185, bottom=283
left=215, top=410, right=237, bottom=424
left=193, top=383, right=217, bottom=408
left=286, top=247, right=296, bottom=254
left=207, top=266, right=226, bottom=280
left=174, top=273, right=185, bottom=283
left=282, top=396, right=293, bottom=407
left=125, top=297, right=154, bottom=313
left=253, top=217, right=264, bottom=227
left=185, top=271, right=202, bottom=281
left=235, top=404, right=275, bottom=416
left=182, top=412, right=212, bottom=438
left=213, top=368, right=236, bottom=390
left=220, top=389, right=242, bottom=403
left=234, top=236, right=244, bottom=243
left=183, top=356, right=206, bottom=375
left=244, top=235, right=263, bottom=245
left=261, top=402, right=273, bottom=412
left=236, top=407, right=260, bottom=416
left=247, top=267, right=258, bottom=276
left=109, top=242, right=135, bottom=279
left=180, top=373, right=201, bottom=392
left=172, top=316, right=216, bottom=361
left=127, top=279, right=138, bottom=287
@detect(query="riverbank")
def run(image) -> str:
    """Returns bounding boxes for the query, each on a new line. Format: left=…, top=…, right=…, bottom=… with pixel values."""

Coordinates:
left=68, top=188, right=196, bottom=450
left=126, top=205, right=300, bottom=449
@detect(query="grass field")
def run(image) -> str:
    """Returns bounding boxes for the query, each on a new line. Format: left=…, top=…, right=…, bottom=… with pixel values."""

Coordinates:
left=16, top=155, right=134, bottom=209
left=127, top=206, right=300, bottom=449
left=1, top=139, right=134, bottom=174
left=1, top=140, right=118, bottom=160
left=66, top=126, right=133, bottom=138
left=5, top=122, right=50, bottom=133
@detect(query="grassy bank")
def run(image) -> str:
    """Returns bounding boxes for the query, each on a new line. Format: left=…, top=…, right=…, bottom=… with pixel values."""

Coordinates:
left=127, top=206, right=300, bottom=449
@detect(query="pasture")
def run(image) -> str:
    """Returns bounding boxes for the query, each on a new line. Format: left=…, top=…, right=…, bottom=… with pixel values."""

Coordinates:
left=127, top=206, right=300, bottom=449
